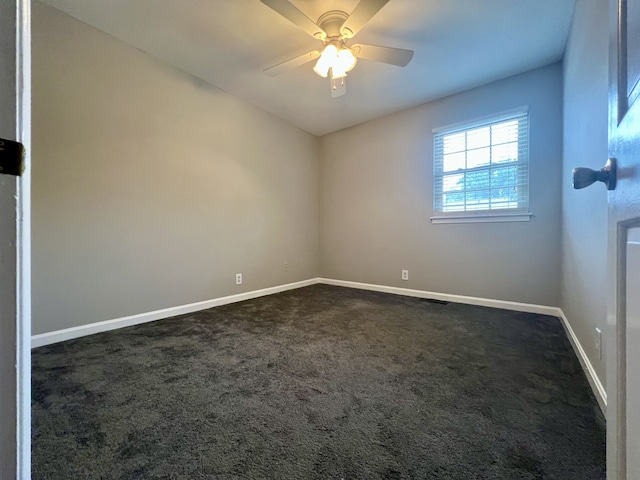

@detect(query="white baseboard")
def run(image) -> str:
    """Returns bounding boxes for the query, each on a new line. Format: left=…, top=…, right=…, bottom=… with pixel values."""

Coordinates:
left=31, top=278, right=319, bottom=348
left=31, top=276, right=607, bottom=412
left=556, top=309, right=607, bottom=412
left=318, top=278, right=560, bottom=316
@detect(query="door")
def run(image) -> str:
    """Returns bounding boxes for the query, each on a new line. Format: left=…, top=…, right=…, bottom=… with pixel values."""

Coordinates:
left=0, top=1, right=31, bottom=478
left=607, top=0, right=640, bottom=478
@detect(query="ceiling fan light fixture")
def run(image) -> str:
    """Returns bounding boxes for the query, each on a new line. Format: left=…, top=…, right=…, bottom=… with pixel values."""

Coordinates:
left=312, top=62, right=330, bottom=78
left=313, top=43, right=357, bottom=79
left=337, top=47, right=357, bottom=72
left=313, top=43, right=338, bottom=77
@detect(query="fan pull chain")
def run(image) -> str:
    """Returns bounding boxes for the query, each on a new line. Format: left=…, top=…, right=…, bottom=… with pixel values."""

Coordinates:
left=331, top=77, right=345, bottom=90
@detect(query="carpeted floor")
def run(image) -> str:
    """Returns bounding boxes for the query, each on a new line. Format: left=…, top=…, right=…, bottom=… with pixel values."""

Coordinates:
left=32, top=284, right=605, bottom=479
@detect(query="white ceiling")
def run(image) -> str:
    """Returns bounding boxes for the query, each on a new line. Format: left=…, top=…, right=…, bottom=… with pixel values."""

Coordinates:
left=41, top=0, right=576, bottom=136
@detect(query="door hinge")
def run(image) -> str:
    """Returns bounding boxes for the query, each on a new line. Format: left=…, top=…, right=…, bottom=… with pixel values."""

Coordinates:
left=0, top=138, right=25, bottom=176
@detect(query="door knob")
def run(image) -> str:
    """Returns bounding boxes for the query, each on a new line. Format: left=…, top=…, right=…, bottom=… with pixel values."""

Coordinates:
left=572, top=158, right=617, bottom=190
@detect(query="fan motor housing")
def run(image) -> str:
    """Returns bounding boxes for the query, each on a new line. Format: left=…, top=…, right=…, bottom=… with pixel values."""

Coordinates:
left=316, top=11, right=349, bottom=39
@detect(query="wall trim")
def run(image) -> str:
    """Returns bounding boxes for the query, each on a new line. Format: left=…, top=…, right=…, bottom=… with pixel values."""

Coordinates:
left=31, top=278, right=319, bottom=348
left=555, top=308, right=607, bottom=412
left=31, top=275, right=607, bottom=412
left=318, top=278, right=559, bottom=315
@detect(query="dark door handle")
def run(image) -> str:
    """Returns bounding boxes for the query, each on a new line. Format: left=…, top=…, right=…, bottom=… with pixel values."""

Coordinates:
left=572, top=158, right=617, bottom=190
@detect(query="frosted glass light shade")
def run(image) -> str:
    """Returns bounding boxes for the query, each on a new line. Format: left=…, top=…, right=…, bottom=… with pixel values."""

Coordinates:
left=313, top=44, right=357, bottom=79
left=313, top=44, right=338, bottom=78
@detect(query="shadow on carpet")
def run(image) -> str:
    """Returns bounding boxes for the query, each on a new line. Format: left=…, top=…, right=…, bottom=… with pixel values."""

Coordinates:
left=32, top=284, right=605, bottom=479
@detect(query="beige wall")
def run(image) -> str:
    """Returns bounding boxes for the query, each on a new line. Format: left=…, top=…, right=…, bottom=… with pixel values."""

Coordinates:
left=561, top=0, right=609, bottom=384
left=320, top=64, right=563, bottom=306
left=32, top=3, right=320, bottom=335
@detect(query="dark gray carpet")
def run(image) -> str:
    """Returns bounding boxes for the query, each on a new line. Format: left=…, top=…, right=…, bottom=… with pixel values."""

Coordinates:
left=32, top=284, right=605, bottom=479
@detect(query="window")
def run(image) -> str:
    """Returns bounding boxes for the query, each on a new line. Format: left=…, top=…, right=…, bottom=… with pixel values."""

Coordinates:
left=432, top=108, right=530, bottom=224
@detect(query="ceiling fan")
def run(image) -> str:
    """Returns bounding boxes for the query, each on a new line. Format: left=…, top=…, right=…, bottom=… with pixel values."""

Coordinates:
left=261, top=0, right=414, bottom=97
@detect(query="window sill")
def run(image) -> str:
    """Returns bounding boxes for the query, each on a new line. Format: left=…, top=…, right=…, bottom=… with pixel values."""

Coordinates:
left=430, top=212, right=532, bottom=224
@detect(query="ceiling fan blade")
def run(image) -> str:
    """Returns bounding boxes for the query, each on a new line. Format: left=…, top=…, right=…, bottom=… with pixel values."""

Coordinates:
left=340, top=0, right=390, bottom=38
left=352, top=44, right=414, bottom=67
left=264, top=50, right=321, bottom=77
left=260, top=0, right=326, bottom=39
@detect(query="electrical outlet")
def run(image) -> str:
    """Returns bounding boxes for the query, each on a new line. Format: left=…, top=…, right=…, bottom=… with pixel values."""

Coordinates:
left=284, top=262, right=289, bottom=273
left=402, top=269, right=409, bottom=281
left=235, top=273, right=242, bottom=285
left=595, top=327, right=602, bottom=359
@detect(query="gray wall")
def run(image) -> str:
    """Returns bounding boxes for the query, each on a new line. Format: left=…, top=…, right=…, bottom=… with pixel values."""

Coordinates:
left=561, top=0, right=609, bottom=384
left=32, top=2, right=320, bottom=335
left=33, top=3, right=570, bottom=339
left=0, top=1, right=18, bottom=475
left=320, top=64, right=563, bottom=306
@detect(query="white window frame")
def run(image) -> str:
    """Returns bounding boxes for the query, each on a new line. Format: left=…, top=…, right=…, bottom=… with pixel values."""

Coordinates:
left=431, top=107, right=531, bottom=224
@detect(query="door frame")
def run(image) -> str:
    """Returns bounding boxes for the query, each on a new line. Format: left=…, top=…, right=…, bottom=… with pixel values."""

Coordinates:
left=17, top=0, right=31, bottom=475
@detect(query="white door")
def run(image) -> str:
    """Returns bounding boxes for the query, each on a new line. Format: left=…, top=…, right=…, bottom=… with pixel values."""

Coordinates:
left=606, top=0, right=640, bottom=478
left=0, top=1, right=31, bottom=478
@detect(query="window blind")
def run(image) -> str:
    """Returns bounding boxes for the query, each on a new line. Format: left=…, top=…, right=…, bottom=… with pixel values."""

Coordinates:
left=433, top=109, right=529, bottom=215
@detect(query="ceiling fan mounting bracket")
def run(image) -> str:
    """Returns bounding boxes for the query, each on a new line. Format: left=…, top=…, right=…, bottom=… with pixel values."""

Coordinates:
left=316, top=11, right=349, bottom=39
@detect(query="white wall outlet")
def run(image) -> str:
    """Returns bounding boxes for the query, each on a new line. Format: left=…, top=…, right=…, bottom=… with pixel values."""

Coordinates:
left=235, top=273, right=243, bottom=285
left=402, top=269, right=409, bottom=281
left=284, top=262, right=288, bottom=273
left=595, top=327, right=602, bottom=359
